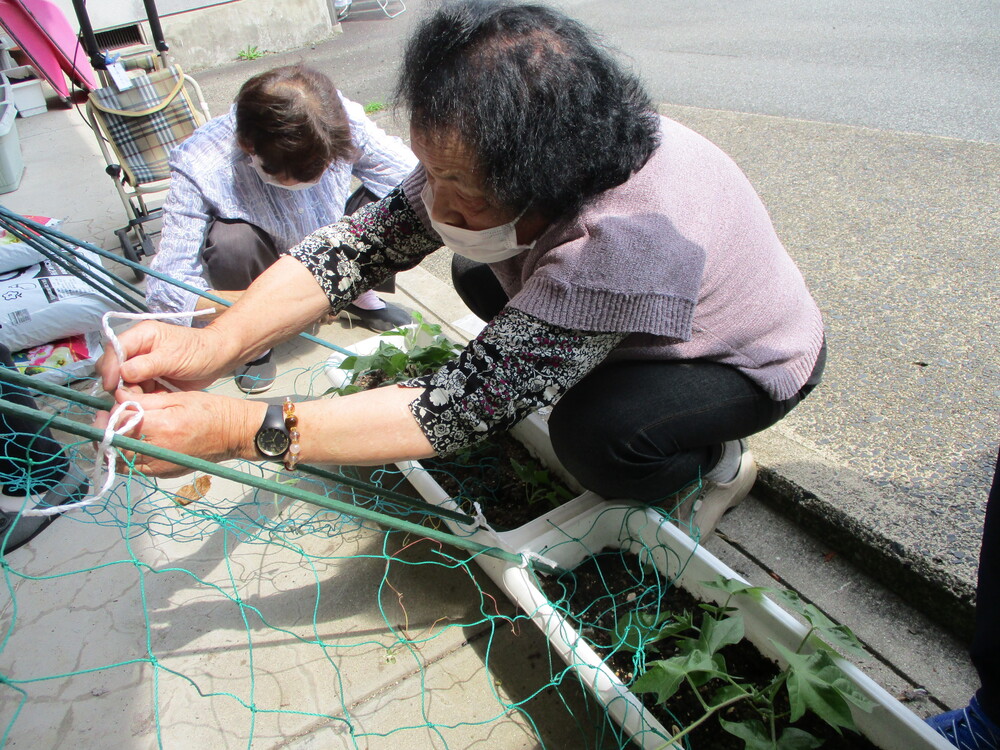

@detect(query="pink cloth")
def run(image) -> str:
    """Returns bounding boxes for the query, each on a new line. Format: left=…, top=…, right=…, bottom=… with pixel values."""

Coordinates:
left=405, top=116, right=824, bottom=401
left=505, top=116, right=823, bottom=401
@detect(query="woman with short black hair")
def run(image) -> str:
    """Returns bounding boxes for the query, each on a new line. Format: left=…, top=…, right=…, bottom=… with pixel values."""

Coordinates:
left=396, top=1, right=660, bottom=221
left=99, top=0, right=825, bottom=541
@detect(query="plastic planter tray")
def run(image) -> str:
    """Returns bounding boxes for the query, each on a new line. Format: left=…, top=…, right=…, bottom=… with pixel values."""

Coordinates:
left=325, top=330, right=951, bottom=750
left=3, top=66, right=46, bottom=117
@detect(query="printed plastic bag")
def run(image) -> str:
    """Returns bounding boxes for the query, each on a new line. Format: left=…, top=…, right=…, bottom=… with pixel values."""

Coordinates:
left=0, top=216, right=61, bottom=273
left=0, top=248, right=121, bottom=352
left=9, top=331, right=101, bottom=385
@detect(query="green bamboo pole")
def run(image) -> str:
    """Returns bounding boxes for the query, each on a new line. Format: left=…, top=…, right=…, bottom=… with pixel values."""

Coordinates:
left=0, top=214, right=147, bottom=313
left=0, top=366, right=113, bottom=411
left=0, top=366, right=476, bottom=525
left=0, top=207, right=354, bottom=357
left=0, top=398, right=522, bottom=565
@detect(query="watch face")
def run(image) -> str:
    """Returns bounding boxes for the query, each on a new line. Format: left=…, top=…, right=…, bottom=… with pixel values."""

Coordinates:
left=255, top=427, right=290, bottom=458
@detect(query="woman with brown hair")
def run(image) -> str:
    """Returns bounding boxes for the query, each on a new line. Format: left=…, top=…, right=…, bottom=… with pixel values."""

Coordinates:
left=146, top=64, right=417, bottom=393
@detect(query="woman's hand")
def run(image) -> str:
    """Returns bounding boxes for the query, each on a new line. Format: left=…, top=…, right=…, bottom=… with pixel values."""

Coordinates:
left=95, top=389, right=264, bottom=478
left=97, top=321, right=239, bottom=394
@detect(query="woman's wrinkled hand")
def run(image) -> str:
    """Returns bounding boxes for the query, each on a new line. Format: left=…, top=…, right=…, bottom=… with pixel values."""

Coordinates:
left=97, top=321, right=237, bottom=394
left=94, top=389, right=262, bottom=478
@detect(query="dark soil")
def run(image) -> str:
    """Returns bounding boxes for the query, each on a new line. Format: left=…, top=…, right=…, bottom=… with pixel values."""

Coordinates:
left=539, top=548, right=879, bottom=750
left=343, top=361, right=574, bottom=531
left=420, top=433, right=575, bottom=531
left=350, top=365, right=880, bottom=747
left=352, top=370, right=389, bottom=390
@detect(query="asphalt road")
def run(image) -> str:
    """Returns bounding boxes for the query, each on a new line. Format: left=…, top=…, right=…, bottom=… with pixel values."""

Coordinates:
left=210, top=0, right=1000, bottom=144
left=559, top=0, right=1000, bottom=144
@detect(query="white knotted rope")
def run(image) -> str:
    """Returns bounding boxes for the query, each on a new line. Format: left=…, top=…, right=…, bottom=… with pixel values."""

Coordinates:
left=0, top=309, right=214, bottom=517
left=469, top=501, right=562, bottom=573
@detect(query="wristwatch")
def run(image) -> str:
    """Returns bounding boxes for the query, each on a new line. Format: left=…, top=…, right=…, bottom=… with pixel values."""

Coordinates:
left=254, top=404, right=291, bottom=459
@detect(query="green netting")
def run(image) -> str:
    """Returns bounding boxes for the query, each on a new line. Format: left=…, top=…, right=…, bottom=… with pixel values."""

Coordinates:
left=0, top=208, right=713, bottom=749
left=1, top=369, right=708, bottom=749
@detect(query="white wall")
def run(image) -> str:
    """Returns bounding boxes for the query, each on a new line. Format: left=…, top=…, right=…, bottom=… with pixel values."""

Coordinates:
left=54, top=1, right=228, bottom=32
left=51, top=0, right=337, bottom=72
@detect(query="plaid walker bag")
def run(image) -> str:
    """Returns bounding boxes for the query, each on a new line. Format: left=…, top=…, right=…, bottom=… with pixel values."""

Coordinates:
left=86, top=65, right=210, bottom=279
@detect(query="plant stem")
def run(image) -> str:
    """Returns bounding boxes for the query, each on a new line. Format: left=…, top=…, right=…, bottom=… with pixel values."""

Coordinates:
left=653, top=692, right=750, bottom=750
left=688, top=675, right=712, bottom=712
left=795, top=626, right=817, bottom=654
left=764, top=670, right=789, bottom=704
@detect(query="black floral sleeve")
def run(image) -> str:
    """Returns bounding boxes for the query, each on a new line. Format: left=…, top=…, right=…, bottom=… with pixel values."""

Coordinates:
left=404, top=307, right=626, bottom=456
left=285, top=185, right=441, bottom=309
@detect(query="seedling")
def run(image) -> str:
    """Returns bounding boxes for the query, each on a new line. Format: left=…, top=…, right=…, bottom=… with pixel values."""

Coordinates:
left=618, top=576, right=874, bottom=749
left=327, top=313, right=462, bottom=396
left=364, top=101, right=386, bottom=115
left=509, top=456, right=575, bottom=509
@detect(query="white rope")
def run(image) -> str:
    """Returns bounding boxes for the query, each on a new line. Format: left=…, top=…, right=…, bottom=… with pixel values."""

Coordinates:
left=520, top=550, right=564, bottom=572
left=0, top=400, right=142, bottom=517
left=471, top=500, right=499, bottom=534
left=0, top=309, right=216, bottom=517
left=102, top=309, right=215, bottom=392
left=470, top=502, right=563, bottom=573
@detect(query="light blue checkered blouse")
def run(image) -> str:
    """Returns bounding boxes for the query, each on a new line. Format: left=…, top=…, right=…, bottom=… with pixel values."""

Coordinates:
left=145, top=93, right=417, bottom=319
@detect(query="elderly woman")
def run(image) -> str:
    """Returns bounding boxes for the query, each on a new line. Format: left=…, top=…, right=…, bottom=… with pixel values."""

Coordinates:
left=98, top=0, right=825, bottom=539
left=147, top=64, right=416, bottom=395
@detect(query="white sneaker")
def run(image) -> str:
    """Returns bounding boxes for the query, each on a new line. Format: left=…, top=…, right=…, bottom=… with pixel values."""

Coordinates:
left=673, top=440, right=757, bottom=540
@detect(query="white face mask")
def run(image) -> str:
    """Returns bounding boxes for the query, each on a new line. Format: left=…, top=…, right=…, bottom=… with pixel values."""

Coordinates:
left=421, top=183, right=531, bottom=263
left=249, top=154, right=321, bottom=191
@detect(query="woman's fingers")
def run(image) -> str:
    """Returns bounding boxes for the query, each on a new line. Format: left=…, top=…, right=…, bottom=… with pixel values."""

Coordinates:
left=98, top=339, right=132, bottom=393
left=96, top=321, right=228, bottom=394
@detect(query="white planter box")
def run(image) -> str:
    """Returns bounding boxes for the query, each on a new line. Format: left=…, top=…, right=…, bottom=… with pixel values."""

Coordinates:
left=3, top=66, right=46, bottom=117
left=0, top=99, right=23, bottom=193
left=327, top=331, right=952, bottom=750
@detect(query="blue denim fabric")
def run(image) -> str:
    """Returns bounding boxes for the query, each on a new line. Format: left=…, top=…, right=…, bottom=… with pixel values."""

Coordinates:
left=972, top=449, right=1000, bottom=724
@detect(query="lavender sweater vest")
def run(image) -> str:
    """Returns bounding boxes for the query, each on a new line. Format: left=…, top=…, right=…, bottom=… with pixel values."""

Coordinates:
left=406, top=116, right=825, bottom=401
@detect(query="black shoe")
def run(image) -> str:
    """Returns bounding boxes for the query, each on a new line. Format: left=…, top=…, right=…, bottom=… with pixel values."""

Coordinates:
left=341, top=301, right=412, bottom=333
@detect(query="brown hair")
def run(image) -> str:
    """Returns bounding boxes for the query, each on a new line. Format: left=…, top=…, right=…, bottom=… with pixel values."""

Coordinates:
left=235, top=65, right=357, bottom=183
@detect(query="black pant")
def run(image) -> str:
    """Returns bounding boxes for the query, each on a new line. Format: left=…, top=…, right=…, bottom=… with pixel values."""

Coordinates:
left=201, top=186, right=394, bottom=294
left=451, top=255, right=824, bottom=500
left=972, top=448, right=1000, bottom=722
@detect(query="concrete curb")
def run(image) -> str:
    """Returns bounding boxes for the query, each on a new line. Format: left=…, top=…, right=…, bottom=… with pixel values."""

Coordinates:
left=754, top=466, right=976, bottom=641
left=750, top=427, right=977, bottom=642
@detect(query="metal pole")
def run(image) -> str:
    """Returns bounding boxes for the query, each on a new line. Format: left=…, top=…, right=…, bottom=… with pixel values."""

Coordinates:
left=0, top=366, right=477, bottom=525
left=141, top=0, right=171, bottom=68
left=0, top=397, right=520, bottom=565
left=70, top=0, right=106, bottom=71
left=0, top=208, right=355, bottom=358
